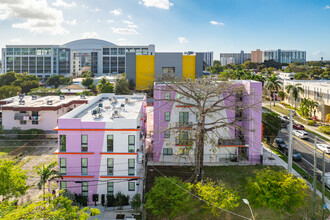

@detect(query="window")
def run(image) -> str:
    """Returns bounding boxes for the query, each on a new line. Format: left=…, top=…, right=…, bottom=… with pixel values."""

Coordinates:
left=128, top=159, right=135, bottom=176
left=163, top=148, right=173, bottom=155
left=195, top=112, right=199, bottom=122
left=128, top=135, right=135, bottom=152
left=81, top=135, right=88, bottom=152
left=32, top=120, right=38, bottom=125
left=164, top=131, right=170, bottom=139
left=107, top=135, right=114, bottom=152
left=81, top=158, right=88, bottom=175
left=162, top=67, right=175, bottom=74
left=107, top=182, right=114, bottom=195
left=118, top=48, right=125, bottom=55
left=107, top=158, right=114, bottom=175
left=103, top=48, right=110, bottom=55
left=164, top=93, right=171, bottom=100
left=60, top=158, right=66, bottom=175
left=20, top=120, right=26, bottom=125
left=60, top=181, right=67, bottom=190
left=164, top=112, right=170, bottom=121
left=82, top=182, right=88, bottom=197
left=179, top=112, right=189, bottom=126
left=128, top=182, right=135, bottom=191
left=60, top=135, right=66, bottom=152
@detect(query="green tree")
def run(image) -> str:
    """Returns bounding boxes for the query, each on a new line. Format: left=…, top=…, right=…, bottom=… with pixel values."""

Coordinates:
left=81, top=71, right=95, bottom=78
left=97, top=77, right=114, bottom=93
left=1, top=192, right=100, bottom=219
left=245, top=168, right=308, bottom=216
left=82, top=77, right=94, bottom=89
left=46, top=75, right=72, bottom=88
left=0, top=159, right=28, bottom=201
left=286, top=83, right=304, bottom=110
left=309, top=99, right=319, bottom=117
left=242, top=61, right=258, bottom=69
left=77, top=90, right=95, bottom=96
left=262, top=112, right=281, bottom=144
left=115, top=77, right=132, bottom=95
left=34, top=162, right=62, bottom=200
left=131, top=193, right=142, bottom=213
left=0, top=71, right=17, bottom=86
left=19, top=80, right=40, bottom=94
left=213, top=60, right=221, bottom=66
left=28, top=87, right=62, bottom=96
left=294, top=72, right=309, bottom=80
left=277, top=91, right=286, bottom=100
left=206, top=64, right=224, bottom=75
left=0, top=85, right=21, bottom=99
left=194, top=179, right=240, bottom=217
left=145, top=177, right=195, bottom=219
left=265, top=74, right=283, bottom=107
left=299, top=98, right=310, bottom=117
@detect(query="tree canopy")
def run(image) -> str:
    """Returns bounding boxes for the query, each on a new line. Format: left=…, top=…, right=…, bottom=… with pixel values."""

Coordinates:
left=28, top=87, right=62, bottom=96
left=0, top=159, right=29, bottom=201
left=245, top=168, right=308, bottom=215
left=115, top=77, right=132, bottom=95
left=262, top=112, right=281, bottom=144
left=46, top=75, right=72, bottom=88
left=97, top=77, right=114, bottom=93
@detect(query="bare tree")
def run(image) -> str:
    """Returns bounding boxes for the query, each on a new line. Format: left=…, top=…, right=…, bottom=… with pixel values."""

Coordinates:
left=154, top=77, right=261, bottom=182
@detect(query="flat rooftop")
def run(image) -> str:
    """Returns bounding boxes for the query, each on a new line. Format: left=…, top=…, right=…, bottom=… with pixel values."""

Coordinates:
left=1, top=95, right=92, bottom=109
left=63, top=94, right=146, bottom=122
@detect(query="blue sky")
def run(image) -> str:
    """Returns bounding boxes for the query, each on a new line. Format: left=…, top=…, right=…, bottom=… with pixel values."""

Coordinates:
left=1, top=0, right=330, bottom=60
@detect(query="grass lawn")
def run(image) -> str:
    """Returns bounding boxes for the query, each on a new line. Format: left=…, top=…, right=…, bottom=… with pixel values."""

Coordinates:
left=146, top=165, right=329, bottom=220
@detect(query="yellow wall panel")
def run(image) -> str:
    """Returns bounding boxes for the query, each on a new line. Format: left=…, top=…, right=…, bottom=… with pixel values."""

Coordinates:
left=182, top=55, right=196, bottom=80
left=136, top=55, right=155, bottom=90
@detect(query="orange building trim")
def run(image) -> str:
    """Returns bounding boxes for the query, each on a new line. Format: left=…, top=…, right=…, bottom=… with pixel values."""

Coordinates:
left=100, top=176, right=140, bottom=179
left=54, top=128, right=140, bottom=131
left=100, top=153, right=138, bottom=155
left=62, top=176, right=94, bottom=178
left=176, top=105, right=194, bottom=108
left=54, top=152, right=94, bottom=155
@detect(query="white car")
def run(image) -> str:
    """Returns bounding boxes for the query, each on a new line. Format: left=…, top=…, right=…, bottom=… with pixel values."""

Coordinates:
left=293, top=130, right=308, bottom=139
left=317, top=144, right=330, bottom=154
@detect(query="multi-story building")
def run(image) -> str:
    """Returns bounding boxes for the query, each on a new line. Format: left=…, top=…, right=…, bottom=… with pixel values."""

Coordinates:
left=251, top=49, right=264, bottom=63
left=152, top=80, right=262, bottom=164
left=264, top=49, right=306, bottom=64
left=55, top=93, right=146, bottom=205
left=284, top=80, right=330, bottom=121
left=1, top=46, right=70, bottom=80
left=0, top=95, right=91, bottom=131
left=1, top=39, right=155, bottom=79
left=220, top=50, right=251, bottom=65
left=126, top=52, right=204, bottom=90
left=220, top=57, right=235, bottom=66
left=184, top=51, right=214, bottom=68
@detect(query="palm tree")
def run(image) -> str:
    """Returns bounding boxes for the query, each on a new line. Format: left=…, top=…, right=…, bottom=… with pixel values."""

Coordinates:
left=34, top=162, right=62, bottom=200
left=277, top=91, right=287, bottom=101
left=299, top=98, right=310, bottom=117
left=265, top=74, right=283, bottom=108
left=97, top=77, right=108, bottom=91
left=286, top=83, right=304, bottom=111
left=309, top=100, right=319, bottom=117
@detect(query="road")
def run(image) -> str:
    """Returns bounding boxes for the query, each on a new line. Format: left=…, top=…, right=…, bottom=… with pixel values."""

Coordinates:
left=277, top=128, right=330, bottom=176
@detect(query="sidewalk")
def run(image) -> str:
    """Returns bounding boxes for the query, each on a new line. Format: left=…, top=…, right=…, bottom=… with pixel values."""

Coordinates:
left=263, top=146, right=330, bottom=211
left=262, top=103, right=330, bottom=144
left=90, top=205, right=139, bottom=220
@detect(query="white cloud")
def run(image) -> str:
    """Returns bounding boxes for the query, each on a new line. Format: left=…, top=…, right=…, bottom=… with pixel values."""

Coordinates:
left=81, top=32, right=100, bottom=39
left=97, top=19, right=101, bottom=23
left=128, top=15, right=132, bottom=20
left=325, top=5, right=330, bottom=9
left=178, top=37, right=188, bottom=44
left=91, top=8, right=100, bottom=12
left=210, top=20, right=224, bottom=26
left=116, top=38, right=132, bottom=45
left=110, top=9, right=122, bottom=16
left=65, top=19, right=76, bottom=25
left=81, top=4, right=89, bottom=9
left=52, top=0, right=76, bottom=8
left=139, top=0, right=173, bottom=9
left=0, top=0, right=68, bottom=35
left=106, top=19, right=114, bottom=23
left=112, top=27, right=138, bottom=35
left=122, top=20, right=138, bottom=28
left=10, top=38, right=23, bottom=44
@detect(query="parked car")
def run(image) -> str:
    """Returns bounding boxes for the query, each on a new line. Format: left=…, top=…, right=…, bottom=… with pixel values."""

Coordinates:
left=316, top=144, right=330, bottom=154
left=281, top=119, right=289, bottom=128
left=282, top=147, right=302, bottom=162
left=274, top=138, right=287, bottom=150
left=293, top=130, right=309, bottom=139
left=293, top=124, right=305, bottom=130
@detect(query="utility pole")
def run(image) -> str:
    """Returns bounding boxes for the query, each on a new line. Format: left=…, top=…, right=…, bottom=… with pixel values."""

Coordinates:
left=312, top=136, right=317, bottom=220
left=322, top=150, right=325, bottom=220
left=288, top=110, right=293, bottom=173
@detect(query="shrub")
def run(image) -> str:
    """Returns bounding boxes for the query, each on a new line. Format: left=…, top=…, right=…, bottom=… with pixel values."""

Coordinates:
left=131, top=194, right=141, bottom=213
left=280, top=101, right=284, bottom=105
left=18, top=129, right=45, bottom=139
left=115, top=192, right=129, bottom=209
left=318, top=126, right=330, bottom=135
left=307, top=120, right=316, bottom=126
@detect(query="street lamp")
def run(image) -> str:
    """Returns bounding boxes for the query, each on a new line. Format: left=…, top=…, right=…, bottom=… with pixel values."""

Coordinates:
left=243, top=199, right=255, bottom=220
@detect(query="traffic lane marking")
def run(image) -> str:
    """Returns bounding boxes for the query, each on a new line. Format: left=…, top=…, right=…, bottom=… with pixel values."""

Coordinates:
left=283, top=130, right=330, bottom=159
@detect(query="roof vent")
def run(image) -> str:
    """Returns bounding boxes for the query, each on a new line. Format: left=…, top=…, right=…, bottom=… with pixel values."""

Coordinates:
left=92, top=108, right=102, bottom=118
left=110, top=97, right=117, bottom=103
left=19, top=100, right=25, bottom=105
left=60, top=95, right=65, bottom=100
left=47, top=100, right=53, bottom=105
left=80, top=94, right=86, bottom=99
left=19, top=94, right=24, bottom=99
left=98, top=102, right=103, bottom=108
left=112, top=110, right=120, bottom=118
left=125, top=97, right=131, bottom=103
left=32, top=95, right=37, bottom=100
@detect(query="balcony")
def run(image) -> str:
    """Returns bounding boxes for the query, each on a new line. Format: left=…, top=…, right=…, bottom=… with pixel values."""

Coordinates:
left=218, top=138, right=246, bottom=147
left=176, top=122, right=193, bottom=128
left=175, top=138, right=194, bottom=146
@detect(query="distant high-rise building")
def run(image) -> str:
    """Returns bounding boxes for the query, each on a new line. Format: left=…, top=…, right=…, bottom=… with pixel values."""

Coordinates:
left=263, top=49, right=306, bottom=64
left=184, top=51, right=213, bottom=68
left=220, top=50, right=251, bottom=65
left=220, top=57, right=235, bottom=66
left=251, top=49, right=264, bottom=63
